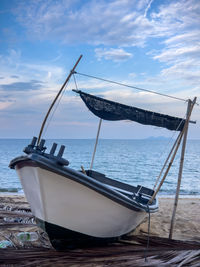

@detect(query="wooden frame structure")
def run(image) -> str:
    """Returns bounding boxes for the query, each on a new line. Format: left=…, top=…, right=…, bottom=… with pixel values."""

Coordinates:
left=149, top=97, right=196, bottom=238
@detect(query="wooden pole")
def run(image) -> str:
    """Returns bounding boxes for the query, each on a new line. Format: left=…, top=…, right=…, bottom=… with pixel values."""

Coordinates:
left=37, top=55, right=83, bottom=144
left=149, top=129, right=184, bottom=204
left=153, top=130, right=183, bottom=191
left=150, top=97, right=197, bottom=204
left=90, top=118, right=102, bottom=170
left=169, top=97, right=196, bottom=239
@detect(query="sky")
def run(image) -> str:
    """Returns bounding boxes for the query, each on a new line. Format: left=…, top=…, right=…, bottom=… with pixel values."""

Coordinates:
left=0, top=0, right=199, bottom=139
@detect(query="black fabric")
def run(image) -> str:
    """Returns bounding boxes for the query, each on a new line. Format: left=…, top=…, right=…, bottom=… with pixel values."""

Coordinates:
left=74, top=90, right=185, bottom=131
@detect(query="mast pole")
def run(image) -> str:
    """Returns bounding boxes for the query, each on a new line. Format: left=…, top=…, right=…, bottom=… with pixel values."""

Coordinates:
left=169, top=97, right=196, bottom=239
left=90, top=118, right=102, bottom=170
left=37, top=55, right=83, bottom=144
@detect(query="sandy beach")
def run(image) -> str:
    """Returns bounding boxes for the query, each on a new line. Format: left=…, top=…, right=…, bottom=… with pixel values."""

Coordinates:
left=135, top=196, right=200, bottom=242
left=0, top=194, right=200, bottom=244
left=0, top=194, right=200, bottom=266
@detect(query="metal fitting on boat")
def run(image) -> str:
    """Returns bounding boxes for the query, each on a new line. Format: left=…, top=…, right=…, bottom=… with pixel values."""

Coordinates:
left=38, top=139, right=46, bottom=152
left=57, top=145, right=65, bottom=158
left=50, top=143, right=57, bottom=155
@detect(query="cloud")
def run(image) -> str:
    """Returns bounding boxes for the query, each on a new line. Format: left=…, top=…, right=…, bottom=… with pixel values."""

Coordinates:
left=10, top=75, right=19, bottom=79
left=0, top=49, right=66, bottom=89
left=0, top=100, right=15, bottom=111
left=95, top=48, right=133, bottom=62
left=13, top=0, right=160, bottom=47
left=13, top=0, right=199, bottom=50
left=144, top=0, right=154, bottom=17
left=1, top=0, right=199, bottom=138
left=12, top=0, right=200, bottom=86
left=0, top=80, right=44, bottom=91
left=144, top=1, right=200, bottom=91
left=8, top=0, right=199, bottom=49
left=164, top=31, right=200, bottom=46
left=154, top=46, right=200, bottom=63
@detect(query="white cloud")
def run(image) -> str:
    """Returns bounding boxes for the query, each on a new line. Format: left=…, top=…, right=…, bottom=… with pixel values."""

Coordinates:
left=144, top=0, right=154, bottom=17
left=13, top=0, right=161, bottom=47
left=95, top=48, right=133, bottom=62
left=0, top=101, right=13, bottom=110
left=145, top=0, right=200, bottom=93
left=0, top=49, right=65, bottom=86
left=154, top=46, right=200, bottom=63
left=11, top=0, right=200, bottom=50
left=164, top=31, right=200, bottom=46
left=0, top=49, right=68, bottom=119
left=13, top=0, right=200, bottom=83
left=1, top=0, right=200, bottom=138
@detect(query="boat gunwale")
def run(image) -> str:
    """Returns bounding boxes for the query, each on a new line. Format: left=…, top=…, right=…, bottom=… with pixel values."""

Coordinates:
left=11, top=154, right=158, bottom=213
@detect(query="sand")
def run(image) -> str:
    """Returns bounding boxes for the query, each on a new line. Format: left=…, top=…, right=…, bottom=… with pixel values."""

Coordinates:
left=1, top=194, right=200, bottom=267
left=134, top=197, right=200, bottom=242
left=0, top=194, right=200, bottom=244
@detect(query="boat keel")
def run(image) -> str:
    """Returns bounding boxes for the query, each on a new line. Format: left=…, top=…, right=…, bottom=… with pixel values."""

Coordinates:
left=36, top=218, right=119, bottom=250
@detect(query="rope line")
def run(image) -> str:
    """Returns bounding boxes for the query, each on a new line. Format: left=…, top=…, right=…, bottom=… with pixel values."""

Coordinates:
left=74, top=71, right=188, bottom=102
left=43, top=85, right=68, bottom=138
left=43, top=74, right=78, bottom=138
left=73, top=73, right=78, bottom=90
left=144, top=205, right=151, bottom=262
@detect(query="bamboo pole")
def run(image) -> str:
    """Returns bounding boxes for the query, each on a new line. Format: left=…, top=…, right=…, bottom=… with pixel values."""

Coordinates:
left=90, top=118, right=102, bottom=170
left=153, top=130, right=183, bottom=191
left=169, top=97, right=196, bottom=239
left=149, top=129, right=184, bottom=204
left=37, top=55, right=83, bottom=144
left=150, top=97, right=197, bottom=204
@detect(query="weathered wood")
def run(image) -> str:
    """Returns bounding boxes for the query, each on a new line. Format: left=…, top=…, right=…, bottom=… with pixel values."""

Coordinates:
left=153, top=130, right=183, bottom=190
left=149, top=129, right=184, bottom=203
left=169, top=97, right=197, bottom=239
left=150, top=97, right=197, bottom=204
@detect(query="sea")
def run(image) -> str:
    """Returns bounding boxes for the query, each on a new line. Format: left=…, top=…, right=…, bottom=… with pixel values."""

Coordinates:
left=0, top=138, right=199, bottom=196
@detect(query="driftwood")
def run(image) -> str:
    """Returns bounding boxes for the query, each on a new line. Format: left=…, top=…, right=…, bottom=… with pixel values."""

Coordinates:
left=0, top=196, right=200, bottom=266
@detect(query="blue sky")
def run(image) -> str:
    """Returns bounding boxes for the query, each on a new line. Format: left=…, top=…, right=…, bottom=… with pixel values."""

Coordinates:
left=0, top=0, right=199, bottom=139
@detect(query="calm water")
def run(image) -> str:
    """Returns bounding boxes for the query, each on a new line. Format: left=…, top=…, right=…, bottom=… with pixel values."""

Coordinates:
left=0, top=138, right=199, bottom=195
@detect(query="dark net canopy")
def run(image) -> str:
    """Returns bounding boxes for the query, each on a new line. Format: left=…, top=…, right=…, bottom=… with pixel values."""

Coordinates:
left=74, top=90, right=185, bottom=131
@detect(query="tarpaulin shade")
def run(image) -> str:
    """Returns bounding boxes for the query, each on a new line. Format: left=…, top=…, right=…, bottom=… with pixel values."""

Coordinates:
left=73, top=90, right=185, bottom=131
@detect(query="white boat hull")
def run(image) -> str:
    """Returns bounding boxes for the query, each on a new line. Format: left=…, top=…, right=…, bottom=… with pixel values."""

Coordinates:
left=17, top=165, right=146, bottom=238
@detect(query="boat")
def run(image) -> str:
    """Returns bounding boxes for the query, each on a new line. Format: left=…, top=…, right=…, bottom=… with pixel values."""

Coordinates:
left=9, top=56, right=196, bottom=249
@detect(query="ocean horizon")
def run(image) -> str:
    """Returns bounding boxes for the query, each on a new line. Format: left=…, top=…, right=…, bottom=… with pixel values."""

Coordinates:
left=0, top=138, right=199, bottom=196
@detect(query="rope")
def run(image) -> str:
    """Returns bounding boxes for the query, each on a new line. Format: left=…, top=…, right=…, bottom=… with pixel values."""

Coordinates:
left=73, top=73, right=78, bottom=90
left=42, top=73, right=79, bottom=138
left=144, top=205, right=151, bottom=262
left=43, top=86, right=68, bottom=138
left=74, top=71, right=188, bottom=102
